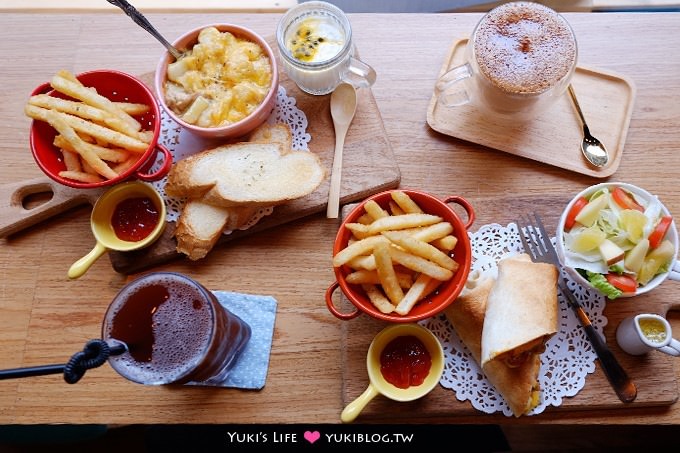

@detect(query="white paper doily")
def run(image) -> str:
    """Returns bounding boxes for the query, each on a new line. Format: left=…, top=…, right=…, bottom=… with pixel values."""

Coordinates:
left=422, top=222, right=606, bottom=417
left=147, top=85, right=311, bottom=230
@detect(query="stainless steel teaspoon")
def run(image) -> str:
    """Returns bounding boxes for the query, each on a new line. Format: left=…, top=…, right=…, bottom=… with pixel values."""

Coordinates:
left=567, top=84, right=609, bottom=168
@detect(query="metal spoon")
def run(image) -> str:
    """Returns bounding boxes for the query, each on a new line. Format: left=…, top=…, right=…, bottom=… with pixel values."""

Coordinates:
left=567, top=84, right=609, bottom=168
left=326, top=83, right=358, bottom=219
left=107, top=0, right=183, bottom=61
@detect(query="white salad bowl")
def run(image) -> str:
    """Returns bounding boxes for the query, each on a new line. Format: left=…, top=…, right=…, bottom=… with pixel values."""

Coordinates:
left=556, top=182, right=680, bottom=298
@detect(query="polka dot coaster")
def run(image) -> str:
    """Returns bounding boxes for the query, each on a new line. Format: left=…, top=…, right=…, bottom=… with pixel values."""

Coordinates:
left=189, top=291, right=277, bottom=389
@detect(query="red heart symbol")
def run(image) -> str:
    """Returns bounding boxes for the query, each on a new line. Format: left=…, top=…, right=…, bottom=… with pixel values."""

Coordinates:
left=304, top=430, right=320, bottom=444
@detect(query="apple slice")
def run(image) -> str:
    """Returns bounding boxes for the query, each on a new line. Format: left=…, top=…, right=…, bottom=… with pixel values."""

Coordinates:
left=638, top=239, right=675, bottom=285
left=647, top=239, right=675, bottom=263
left=598, top=239, right=625, bottom=266
left=624, top=238, right=649, bottom=273
left=574, top=193, right=608, bottom=227
left=572, top=225, right=606, bottom=253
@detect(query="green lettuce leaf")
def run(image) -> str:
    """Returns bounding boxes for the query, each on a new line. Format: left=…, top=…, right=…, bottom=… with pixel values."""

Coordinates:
left=608, top=264, right=625, bottom=274
left=586, top=271, right=623, bottom=299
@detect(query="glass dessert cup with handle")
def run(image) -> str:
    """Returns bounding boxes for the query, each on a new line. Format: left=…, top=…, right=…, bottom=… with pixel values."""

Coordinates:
left=276, top=1, right=376, bottom=95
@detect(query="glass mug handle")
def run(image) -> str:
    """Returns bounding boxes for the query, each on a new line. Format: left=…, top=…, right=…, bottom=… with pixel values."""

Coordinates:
left=435, top=63, right=473, bottom=107
left=342, top=57, right=377, bottom=88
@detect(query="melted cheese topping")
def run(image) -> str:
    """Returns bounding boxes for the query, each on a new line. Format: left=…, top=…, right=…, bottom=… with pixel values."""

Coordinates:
left=164, top=27, right=272, bottom=128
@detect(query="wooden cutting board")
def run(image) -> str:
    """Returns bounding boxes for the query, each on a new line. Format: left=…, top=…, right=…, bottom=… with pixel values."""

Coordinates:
left=108, top=62, right=400, bottom=274
left=0, top=42, right=398, bottom=272
left=339, top=199, right=678, bottom=421
left=0, top=176, right=103, bottom=238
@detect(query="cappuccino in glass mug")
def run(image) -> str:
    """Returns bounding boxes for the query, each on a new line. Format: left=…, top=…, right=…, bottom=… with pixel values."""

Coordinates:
left=435, top=1, right=577, bottom=122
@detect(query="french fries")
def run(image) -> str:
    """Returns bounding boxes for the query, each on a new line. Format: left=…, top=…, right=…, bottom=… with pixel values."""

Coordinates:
left=366, top=213, right=442, bottom=235
left=332, top=235, right=389, bottom=268
left=44, top=110, right=118, bottom=179
left=24, top=70, right=152, bottom=184
left=362, top=284, right=396, bottom=314
left=391, top=190, right=424, bottom=214
left=381, top=230, right=458, bottom=271
left=345, top=270, right=413, bottom=288
left=387, top=246, right=454, bottom=281
left=333, top=191, right=462, bottom=316
left=396, top=274, right=439, bottom=315
left=373, top=242, right=404, bottom=305
left=49, top=73, right=142, bottom=134
left=364, top=200, right=389, bottom=220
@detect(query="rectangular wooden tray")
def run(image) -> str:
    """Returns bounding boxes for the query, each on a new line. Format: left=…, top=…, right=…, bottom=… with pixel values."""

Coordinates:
left=109, top=52, right=400, bottom=274
left=341, top=287, right=677, bottom=421
left=427, top=39, right=636, bottom=178
left=340, top=202, right=677, bottom=421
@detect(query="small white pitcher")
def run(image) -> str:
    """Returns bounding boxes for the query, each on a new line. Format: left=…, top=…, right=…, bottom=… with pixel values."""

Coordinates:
left=616, top=314, right=680, bottom=356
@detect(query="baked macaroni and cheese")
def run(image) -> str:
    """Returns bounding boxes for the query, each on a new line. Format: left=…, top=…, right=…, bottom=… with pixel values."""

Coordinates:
left=164, top=27, right=273, bottom=128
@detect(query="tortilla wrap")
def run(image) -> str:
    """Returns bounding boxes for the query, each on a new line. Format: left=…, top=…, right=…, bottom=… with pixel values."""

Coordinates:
left=481, top=254, right=558, bottom=367
left=444, top=274, right=542, bottom=417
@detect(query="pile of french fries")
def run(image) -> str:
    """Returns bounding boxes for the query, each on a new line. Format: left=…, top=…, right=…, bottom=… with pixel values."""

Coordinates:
left=25, top=70, right=153, bottom=184
left=332, top=191, right=460, bottom=316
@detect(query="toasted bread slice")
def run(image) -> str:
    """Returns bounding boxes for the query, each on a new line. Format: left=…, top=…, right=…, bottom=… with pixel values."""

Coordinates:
left=248, top=122, right=293, bottom=151
left=165, top=141, right=325, bottom=208
left=172, top=122, right=321, bottom=260
left=175, top=201, right=258, bottom=260
left=175, top=201, right=229, bottom=260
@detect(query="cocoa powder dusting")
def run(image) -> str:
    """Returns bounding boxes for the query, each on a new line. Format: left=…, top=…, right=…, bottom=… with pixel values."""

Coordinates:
left=473, top=1, right=577, bottom=94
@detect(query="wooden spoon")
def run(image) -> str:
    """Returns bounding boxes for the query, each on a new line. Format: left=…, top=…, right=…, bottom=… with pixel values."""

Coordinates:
left=326, top=83, right=357, bottom=219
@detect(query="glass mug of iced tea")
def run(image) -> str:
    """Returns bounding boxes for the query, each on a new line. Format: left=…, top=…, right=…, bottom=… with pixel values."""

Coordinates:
left=276, top=1, right=376, bottom=95
left=102, top=272, right=251, bottom=385
left=434, top=1, right=578, bottom=122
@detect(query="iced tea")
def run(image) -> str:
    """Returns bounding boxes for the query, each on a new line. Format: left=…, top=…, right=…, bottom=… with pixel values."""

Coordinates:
left=102, top=272, right=250, bottom=385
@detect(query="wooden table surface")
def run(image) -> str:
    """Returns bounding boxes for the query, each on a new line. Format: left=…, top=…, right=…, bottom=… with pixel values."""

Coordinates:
left=1, top=11, right=679, bottom=425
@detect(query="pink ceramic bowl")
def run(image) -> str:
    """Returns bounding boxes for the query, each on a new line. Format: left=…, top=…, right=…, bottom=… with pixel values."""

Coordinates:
left=29, top=69, right=172, bottom=189
left=154, top=24, right=279, bottom=139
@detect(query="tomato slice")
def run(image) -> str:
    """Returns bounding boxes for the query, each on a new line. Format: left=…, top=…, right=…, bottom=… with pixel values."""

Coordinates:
left=565, top=196, right=588, bottom=230
left=606, top=273, right=638, bottom=294
left=648, top=215, right=673, bottom=249
left=611, top=187, right=644, bottom=212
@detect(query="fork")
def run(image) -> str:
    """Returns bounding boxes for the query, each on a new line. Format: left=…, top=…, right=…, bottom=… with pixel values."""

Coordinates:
left=516, top=212, right=637, bottom=404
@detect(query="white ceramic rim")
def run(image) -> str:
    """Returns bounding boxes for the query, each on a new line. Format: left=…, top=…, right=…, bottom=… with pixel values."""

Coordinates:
left=555, top=182, right=679, bottom=298
left=634, top=313, right=672, bottom=347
